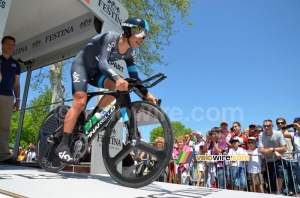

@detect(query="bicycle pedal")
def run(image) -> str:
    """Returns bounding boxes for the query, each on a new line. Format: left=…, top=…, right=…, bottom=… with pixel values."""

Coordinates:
left=53, top=133, right=61, bottom=139
left=46, top=136, right=55, bottom=145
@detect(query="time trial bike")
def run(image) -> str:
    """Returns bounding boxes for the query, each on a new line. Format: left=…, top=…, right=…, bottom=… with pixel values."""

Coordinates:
left=36, top=73, right=174, bottom=188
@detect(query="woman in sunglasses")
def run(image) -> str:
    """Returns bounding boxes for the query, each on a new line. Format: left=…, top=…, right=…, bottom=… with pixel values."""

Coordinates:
left=55, top=17, right=158, bottom=163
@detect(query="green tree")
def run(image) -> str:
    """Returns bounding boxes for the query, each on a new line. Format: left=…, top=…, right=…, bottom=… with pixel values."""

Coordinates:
left=149, top=121, right=192, bottom=144
left=171, top=121, right=193, bottom=137
left=10, top=86, right=52, bottom=148
left=120, top=0, right=193, bottom=75
left=26, top=85, right=52, bottom=132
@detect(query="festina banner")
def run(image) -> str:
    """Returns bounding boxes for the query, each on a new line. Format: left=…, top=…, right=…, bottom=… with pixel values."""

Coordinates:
left=78, top=0, right=128, bottom=32
left=0, top=0, right=12, bottom=53
left=12, top=12, right=98, bottom=62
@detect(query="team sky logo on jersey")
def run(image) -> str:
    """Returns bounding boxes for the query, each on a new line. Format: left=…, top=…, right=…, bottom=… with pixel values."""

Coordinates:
left=131, top=51, right=137, bottom=65
left=72, top=72, right=80, bottom=82
left=122, top=23, right=134, bottom=27
left=107, top=41, right=116, bottom=52
left=11, top=63, right=17, bottom=67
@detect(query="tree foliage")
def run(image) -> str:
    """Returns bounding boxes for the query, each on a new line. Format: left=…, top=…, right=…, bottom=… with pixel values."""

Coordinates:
left=10, top=86, right=52, bottom=148
left=120, top=0, right=193, bottom=76
left=149, top=121, right=192, bottom=144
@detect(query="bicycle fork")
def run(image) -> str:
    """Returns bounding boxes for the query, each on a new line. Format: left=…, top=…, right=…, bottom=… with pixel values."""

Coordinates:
left=121, top=108, right=140, bottom=146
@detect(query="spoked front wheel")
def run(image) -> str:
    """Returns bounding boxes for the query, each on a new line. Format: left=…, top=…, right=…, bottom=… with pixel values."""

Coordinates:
left=102, top=101, right=174, bottom=188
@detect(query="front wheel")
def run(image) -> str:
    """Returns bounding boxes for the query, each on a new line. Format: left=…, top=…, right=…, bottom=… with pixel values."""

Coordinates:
left=102, top=101, right=174, bottom=188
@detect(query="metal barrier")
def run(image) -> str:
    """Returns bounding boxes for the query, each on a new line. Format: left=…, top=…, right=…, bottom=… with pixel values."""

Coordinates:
left=163, top=152, right=300, bottom=196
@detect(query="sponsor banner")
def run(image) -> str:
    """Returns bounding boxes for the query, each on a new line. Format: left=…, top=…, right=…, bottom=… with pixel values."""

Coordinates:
left=0, top=0, right=12, bottom=52
left=79, top=0, right=128, bottom=32
left=12, top=12, right=97, bottom=62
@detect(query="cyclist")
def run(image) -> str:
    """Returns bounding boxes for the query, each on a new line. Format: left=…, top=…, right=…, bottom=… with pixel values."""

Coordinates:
left=55, top=17, right=158, bottom=164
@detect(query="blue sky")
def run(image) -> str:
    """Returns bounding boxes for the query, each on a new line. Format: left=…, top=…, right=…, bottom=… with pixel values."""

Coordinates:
left=139, top=0, right=300, bottom=141
left=20, top=0, right=299, bottom=142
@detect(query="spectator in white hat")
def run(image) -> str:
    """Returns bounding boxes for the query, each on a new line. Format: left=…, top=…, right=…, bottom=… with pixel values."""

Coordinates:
left=228, top=136, right=247, bottom=191
left=246, top=137, right=264, bottom=193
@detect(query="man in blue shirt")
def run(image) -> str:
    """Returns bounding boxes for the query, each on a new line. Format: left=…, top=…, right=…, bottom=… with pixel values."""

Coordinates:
left=0, top=36, right=21, bottom=165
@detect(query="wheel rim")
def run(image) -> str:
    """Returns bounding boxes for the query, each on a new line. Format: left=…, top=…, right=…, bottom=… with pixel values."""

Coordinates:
left=36, top=106, right=70, bottom=172
left=102, top=101, right=173, bottom=187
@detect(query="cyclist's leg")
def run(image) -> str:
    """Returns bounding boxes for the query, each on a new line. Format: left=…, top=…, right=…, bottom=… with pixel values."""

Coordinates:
left=55, top=55, right=88, bottom=164
left=63, top=92, right=87, bottom=133
left=89, top=74, right=116, bottom=110
left=99, top=78, right=117, bottom=108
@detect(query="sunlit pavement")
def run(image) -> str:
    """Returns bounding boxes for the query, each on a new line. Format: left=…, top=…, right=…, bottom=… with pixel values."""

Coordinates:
left=0, top=165, right=284, bottom=198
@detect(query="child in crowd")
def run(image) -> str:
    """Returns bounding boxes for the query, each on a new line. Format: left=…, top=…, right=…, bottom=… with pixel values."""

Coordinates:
left=228, top=137, right=247, bottom=191
left=246, top=137, right=265, bottom=193
left=191, top=141, right=206, bottom=186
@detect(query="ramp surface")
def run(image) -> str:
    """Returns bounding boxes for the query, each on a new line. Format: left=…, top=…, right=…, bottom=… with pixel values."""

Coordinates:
left=0, top=165, right=283, bottom=198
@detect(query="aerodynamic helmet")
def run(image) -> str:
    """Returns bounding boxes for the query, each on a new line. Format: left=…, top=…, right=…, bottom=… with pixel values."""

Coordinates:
left=122, top=17, right=150, bottom=39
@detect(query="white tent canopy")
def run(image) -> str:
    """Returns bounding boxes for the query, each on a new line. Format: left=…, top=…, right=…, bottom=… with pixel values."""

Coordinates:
left=3, top=0, right=128, bottom=71
left=5, top=0, right=90, bottom=45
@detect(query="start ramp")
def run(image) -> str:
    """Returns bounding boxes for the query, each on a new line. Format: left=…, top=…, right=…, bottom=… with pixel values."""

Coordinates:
left=0, top=165, right=284, bottom=198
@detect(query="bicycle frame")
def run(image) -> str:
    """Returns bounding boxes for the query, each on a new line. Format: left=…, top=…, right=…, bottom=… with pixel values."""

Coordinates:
left=37, top=72, right=172, bottom=186
left=82, top=73, right=167, bottom=144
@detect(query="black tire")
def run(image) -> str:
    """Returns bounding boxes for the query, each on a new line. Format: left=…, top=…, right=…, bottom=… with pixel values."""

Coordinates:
left=36, top=106, right=71, bottom=173
left=102, top=101, right=174, bottom=188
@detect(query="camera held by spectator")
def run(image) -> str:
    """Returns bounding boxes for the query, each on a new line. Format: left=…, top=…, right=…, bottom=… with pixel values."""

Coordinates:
left=281, top=123, right=295, bottom=131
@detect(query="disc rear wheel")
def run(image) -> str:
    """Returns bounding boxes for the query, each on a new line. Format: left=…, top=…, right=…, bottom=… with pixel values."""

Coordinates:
left=36, top=106, right=70, bottom=173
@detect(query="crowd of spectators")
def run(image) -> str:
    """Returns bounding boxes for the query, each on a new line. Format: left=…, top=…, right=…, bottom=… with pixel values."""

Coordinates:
left=10, top=142, right=37, bottom=163
left=168, top=117, right=300, bottom=196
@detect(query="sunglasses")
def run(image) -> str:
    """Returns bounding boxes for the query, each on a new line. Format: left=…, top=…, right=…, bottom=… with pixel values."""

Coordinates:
left=276, top=122, right=285, bottom=125
left=263, top=124, right=272, bottom=127
left=131, top=27, right=147, bottom=39
left=248, top=142, right=255, bottom=144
